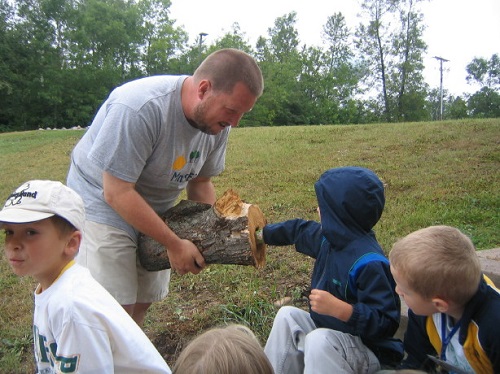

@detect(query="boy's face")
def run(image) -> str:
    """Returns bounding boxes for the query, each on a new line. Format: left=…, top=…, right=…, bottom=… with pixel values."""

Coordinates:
left=390, top=265, right=437, bottom=316
left=2, top=218, right=77, bottom=290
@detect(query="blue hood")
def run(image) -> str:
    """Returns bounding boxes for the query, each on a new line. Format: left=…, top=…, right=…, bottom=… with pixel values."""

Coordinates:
left=314, top=166, right=385, bottom=250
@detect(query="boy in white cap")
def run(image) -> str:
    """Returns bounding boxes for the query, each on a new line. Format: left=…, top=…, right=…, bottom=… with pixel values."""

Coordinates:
left=0, top=180, right=171, bottom=373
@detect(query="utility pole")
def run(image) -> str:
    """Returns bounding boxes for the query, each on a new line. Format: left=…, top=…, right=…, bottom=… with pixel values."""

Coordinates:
left=433, top=56, right=449, bottom=120
left=198, top=32, right=208, bottom=64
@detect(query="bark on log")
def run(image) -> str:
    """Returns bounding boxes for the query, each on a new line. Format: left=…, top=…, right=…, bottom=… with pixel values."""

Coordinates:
left=137, top=189, right=267, bottom=271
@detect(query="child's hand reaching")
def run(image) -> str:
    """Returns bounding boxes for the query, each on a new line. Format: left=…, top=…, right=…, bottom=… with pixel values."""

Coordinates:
left=309, top=289, right=353, bottom=322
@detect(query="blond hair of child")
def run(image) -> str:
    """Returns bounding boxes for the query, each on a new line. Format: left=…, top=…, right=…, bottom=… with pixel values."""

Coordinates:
left=172, top=324, right=273, bottom=374
left=389, top=225, right=481, bottom=307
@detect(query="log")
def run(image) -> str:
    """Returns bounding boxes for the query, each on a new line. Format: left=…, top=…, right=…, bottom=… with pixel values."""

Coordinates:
left=137, top=189, right=267, bottom=271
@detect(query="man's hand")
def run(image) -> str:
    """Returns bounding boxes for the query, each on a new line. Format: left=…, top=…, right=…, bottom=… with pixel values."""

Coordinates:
left=166, top=238, right=206, bottom=275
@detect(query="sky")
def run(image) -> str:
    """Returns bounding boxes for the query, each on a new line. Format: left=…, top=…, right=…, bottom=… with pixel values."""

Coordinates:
left=169, top=0, right=500, bottom=97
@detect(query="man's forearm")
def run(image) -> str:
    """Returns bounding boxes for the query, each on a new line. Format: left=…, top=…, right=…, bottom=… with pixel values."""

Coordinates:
left=186, top=177, right=216, bottom=204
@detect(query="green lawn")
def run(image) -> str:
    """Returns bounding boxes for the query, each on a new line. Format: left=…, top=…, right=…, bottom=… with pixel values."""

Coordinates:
left=0, top=119, right=499, bottom=371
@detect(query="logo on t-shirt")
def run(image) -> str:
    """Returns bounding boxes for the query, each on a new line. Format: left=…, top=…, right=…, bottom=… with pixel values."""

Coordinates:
left=34, top=325, right=80, bottom=372
left=172, top=150, right=201, bottom=171
left=170, top=151, right=201, bottom=183
left=189, top=150, right=200, bottom=163
left=172, top=155, right=186, bottom=171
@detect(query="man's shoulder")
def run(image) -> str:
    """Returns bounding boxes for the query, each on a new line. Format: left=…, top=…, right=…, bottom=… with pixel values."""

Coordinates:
left=120, top=74, right=182, bottom=88
left=109, top=75, right=185, bottom=108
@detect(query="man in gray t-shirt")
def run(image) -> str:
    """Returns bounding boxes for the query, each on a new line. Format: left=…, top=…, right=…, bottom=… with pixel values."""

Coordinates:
left=67, top=49, right=264, bottom=326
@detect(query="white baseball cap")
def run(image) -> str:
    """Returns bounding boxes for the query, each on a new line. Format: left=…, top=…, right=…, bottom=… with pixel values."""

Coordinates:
left=0, top=180, right=85, bottom=231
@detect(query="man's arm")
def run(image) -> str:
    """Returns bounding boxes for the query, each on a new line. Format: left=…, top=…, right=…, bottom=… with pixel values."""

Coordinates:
left=102, top=172, right=205, bottom=274
left=186, top=176, right=216, bottom=204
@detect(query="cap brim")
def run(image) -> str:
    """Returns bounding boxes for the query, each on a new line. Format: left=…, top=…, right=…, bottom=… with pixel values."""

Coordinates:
left=0, top=209, right=55, bottom=224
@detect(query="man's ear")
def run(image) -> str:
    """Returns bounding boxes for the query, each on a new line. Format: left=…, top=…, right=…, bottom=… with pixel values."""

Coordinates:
left=65, top=230, right=81, bottom=257
left=197, top=79, right=211, bottom=99
left=432, top=297, right=450, bottom=313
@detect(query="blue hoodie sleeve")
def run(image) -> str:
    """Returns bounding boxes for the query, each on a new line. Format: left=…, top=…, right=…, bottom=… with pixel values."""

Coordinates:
left=263, top=219, right=323, bottom=258
left=348, top=260, right=401, bottom=338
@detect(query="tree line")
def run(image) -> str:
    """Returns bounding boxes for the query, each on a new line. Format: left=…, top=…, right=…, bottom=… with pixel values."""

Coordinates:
left=1, top=0, right=499, bottom=132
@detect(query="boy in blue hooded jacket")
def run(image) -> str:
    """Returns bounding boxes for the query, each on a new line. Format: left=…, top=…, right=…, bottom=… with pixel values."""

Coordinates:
left=261, top=166, right=403, bottom=374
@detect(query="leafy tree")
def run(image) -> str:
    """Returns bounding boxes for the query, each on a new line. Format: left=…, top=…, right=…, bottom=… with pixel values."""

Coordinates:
left=356, top=98, right=386, bottom=123
left=446, top=96, right=468, bottom=119
left=356, top=0, right=427, bottom=122
left=391, top=0, right=427, bottom=121
left=323, top=13, right=352, bottom=66
left=1, top=0, right=195, bottom=130
left=0, top=0, right=16, bottom=130
left=319, top=12, right=364, bottom=123
left=468, top=87, right=500, bottom=118
left=425, top=87, right=442, bottom=121
left=1, top=0, right=474, bottom=131
left=300, top=45, right=340, bottom=124
left=426, top=87, right=462, bottom=121
left=266, top=12, right=300, bottom=63
left=254, top=12, right=307, bottom=126
left=355, top=0, right=396, bottom=121
left=138, top=0, right=188, bottom=75
left=466, top=54, right=500, bottom=90
left=72, top=0, right=142, bottom=77
left=3, top=0, right=69, bottom=129
left=465, top=54, right=500, bottom=118
left=209, top=23, right=253, bottom=52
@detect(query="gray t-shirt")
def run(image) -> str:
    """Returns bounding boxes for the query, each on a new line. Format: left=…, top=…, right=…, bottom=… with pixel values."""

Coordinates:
left=67, top=75, right=229, bottom=238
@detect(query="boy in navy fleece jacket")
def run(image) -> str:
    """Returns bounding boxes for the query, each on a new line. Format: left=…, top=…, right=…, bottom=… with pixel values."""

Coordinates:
left=262, top=166, right=402, bottom=374
left=389, top=225, right=500, bottom=373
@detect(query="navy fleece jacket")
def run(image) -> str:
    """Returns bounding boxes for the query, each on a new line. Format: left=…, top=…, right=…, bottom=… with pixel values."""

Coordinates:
left=263, top=166, right=403, bottom=363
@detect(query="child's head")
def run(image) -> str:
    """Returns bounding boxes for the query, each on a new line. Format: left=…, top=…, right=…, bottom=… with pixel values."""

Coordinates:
left=0, top=180, right=85, bottom=286
left=314, top=166, right=385, bottom=235
left=172, top=324, right=273, bottom=374
left=389, top=225, right=481, bottom=314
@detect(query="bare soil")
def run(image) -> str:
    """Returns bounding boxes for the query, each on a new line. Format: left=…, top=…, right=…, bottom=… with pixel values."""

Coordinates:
left=148, top=255, right=312, bottom=366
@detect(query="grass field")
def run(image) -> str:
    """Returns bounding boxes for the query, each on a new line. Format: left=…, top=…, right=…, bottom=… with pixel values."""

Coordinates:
left=0, top=119, right=499, bottom=372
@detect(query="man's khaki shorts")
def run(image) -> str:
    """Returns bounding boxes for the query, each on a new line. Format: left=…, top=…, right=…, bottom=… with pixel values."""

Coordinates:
left=77, top=220, right=170, bottom=305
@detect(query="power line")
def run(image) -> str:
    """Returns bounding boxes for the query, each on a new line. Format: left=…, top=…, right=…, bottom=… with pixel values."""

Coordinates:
left=433, top=56, right=449, bottom=120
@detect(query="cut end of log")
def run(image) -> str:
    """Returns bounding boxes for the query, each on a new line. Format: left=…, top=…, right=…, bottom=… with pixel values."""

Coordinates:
left=247, top=204, right=267, bottom=268
left=214, top=188, right=245, bottom=217
left=215, top=189, right=267, bottom=268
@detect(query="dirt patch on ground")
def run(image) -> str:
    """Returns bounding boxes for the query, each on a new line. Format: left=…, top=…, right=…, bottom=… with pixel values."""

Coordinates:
left=151, top=292, right=229, bottom=364
left=148, top=256, right=312, bottom=366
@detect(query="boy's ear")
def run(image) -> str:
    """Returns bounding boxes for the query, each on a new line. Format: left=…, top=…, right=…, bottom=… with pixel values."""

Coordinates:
left=431, top=297, right=449, bottom=313
left=64, top=230, right=81, bottom=257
